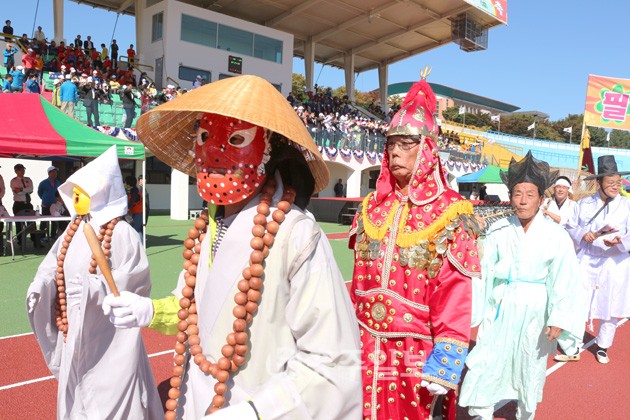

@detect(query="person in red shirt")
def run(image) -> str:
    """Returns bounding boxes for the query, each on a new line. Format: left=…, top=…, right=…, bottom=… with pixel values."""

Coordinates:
left=21, top=48, right=37, bottom=81
left=126, top=44, right=135, bottom=65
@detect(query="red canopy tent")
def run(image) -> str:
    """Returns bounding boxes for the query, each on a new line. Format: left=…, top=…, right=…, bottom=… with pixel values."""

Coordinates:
left=0, top=94, right=144, bottom=160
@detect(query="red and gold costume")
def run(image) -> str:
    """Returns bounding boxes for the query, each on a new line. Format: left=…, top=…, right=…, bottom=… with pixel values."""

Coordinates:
left=349, top=77, right=480, bottom=420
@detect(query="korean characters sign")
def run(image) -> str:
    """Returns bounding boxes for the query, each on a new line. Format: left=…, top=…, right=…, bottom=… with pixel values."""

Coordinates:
left=584, top=74, right=630, bottom=130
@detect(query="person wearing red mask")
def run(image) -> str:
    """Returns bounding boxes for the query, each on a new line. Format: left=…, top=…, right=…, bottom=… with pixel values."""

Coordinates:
left=102, top=75, right=362, bottom=420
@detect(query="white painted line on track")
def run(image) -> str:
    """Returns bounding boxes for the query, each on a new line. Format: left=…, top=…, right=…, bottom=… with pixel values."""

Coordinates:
left=0, top=375, right=54, bottom=391
left=0, top=332, right=34, bottom=341
left=0, top=348, right=174, bottom=391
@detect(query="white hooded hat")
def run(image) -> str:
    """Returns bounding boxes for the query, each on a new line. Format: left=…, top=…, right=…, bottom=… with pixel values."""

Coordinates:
left=59, top=146, right=127, bottom=228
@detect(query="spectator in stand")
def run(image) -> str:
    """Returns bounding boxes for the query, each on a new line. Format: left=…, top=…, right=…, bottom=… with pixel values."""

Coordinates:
left=120, top=85, right=137, bottom=128
left=2, top=74, right=13, bottom=93
left=33, top=26, right=46, bottom=44
left=10, top=65, right=24, bottom=92
left=100, top=43, right=108, bottom=61
left=34, top=53, right=44, bottom=82
left=19, top=33, right=31, bottom=50
left=46, top=40, right=57, bottom=57
left=25, top=73, right=40, bottom=93
left=140, top=88, right=151, bottom=115
left=110, top=39, right=119, bottom=68
left=3, top=43, right=17, bottom=70
left=100, top=81, right=112, bottom=106
left=83, top=35, right=94, bottom=52
left=81, top=77, right=103, bottom=127
left=3, top=20, right=13, bottom=42
left=102, top=56, right=112, bottom=70
left=60, top=75, right=78, bottom=117
left=126, top=44, right=135, bottom=65
left=90, top=47, right=101, bottom=69
left=192, top=75, right=203, bottom=89
left=44, top=56, right=58, bottom=72
left=51, top=79, right=61, bottom=107
left=109, top=75, right=120, bottom=93
left=22, top=48, right=36, bottom=80
left=73, top=34, right=82, bottom=49
left=91, top=69, right=101, bottom=85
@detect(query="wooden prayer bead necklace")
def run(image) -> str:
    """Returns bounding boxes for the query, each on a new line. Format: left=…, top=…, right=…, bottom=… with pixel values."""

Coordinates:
left=54, top=216, right=120, bottom=341
left=164, top=179, right=296, bottom=419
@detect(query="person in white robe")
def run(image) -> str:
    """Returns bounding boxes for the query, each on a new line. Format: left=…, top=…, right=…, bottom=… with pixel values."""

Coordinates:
left=459, top=151, right=585, bottom=420
left=26, top=146, right=163, bottom=419
left=565, top=155, right=630, bottom=364
left=541, top=175, right=576, bottom=227
left=101, top=76, right=363, bottom=419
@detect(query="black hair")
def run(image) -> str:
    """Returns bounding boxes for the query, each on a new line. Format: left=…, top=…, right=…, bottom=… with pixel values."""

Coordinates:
left=124, top=175, right=137, bottom=187
left=265, top=133, right=315, bottom=210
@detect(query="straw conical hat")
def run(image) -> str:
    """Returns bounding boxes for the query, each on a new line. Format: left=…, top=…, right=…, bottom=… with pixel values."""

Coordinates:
left=136, top=75, right=329, bottom=193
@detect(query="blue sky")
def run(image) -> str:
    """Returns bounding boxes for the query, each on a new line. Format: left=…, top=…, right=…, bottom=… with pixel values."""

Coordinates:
left=7, top=0, right=630, bottom=120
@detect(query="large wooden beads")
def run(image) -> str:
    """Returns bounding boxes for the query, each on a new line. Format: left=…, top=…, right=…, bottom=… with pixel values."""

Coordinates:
left=168, top=179, right=296, bottom=413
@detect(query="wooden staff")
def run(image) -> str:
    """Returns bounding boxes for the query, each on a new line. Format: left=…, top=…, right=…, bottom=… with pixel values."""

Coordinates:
left=83, top=221, right=120, bottom=296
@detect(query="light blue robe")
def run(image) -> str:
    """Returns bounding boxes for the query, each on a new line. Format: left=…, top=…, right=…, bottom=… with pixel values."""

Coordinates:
left=459, top=212, right=585, bottom=412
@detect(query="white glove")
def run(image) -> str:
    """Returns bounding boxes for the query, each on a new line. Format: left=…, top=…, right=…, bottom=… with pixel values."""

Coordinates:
left=421, top=380, right=448, bottom=396
left=65, top=274, right=84, bottom=309
left=102, top=291, right=153, bottom=328
left=201, top=401, right=258, bottom=420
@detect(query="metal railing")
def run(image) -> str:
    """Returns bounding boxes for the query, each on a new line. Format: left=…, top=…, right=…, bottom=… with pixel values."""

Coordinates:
left=306, top=124, right=387, bottom=153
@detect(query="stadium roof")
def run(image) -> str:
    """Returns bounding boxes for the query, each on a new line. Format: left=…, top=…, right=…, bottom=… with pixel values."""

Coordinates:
left=386, top=81, right=520, bottom=113
left=70, top=0, right=507, bottom=73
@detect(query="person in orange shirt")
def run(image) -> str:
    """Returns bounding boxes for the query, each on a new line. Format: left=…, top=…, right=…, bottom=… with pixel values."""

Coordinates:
left=126, top=44, right=135, bottom=65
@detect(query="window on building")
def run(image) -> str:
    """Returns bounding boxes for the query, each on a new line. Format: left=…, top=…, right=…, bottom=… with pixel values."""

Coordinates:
left=146, top=157, right=171, bottom=184
left=218, top=25, right=253, bottom=56
left=253, top=34, right=283, bottom=63
left=152, top=12, right=163, bottom=43
left=146, top=0, right=162, bottom=7
left=219, top=73, right=235, bottom=80
left=179, top=66, right=211, bottom=83
left=179, top=14, right=283, bottom=64
left=181, top=14, right=217, bottom=48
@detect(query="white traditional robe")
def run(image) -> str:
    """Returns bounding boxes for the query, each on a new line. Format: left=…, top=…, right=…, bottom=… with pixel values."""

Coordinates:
left=459, top=212, right=585, bottom=413
left=173, top=191, right=363, bottom=419
left=566, top=193, right=630, bottom=320
left=26, top=146, right=163, bottom=419
left=541, top=197, right=576, bottom=227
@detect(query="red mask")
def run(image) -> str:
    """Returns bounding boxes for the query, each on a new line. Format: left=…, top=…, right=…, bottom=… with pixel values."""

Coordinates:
left=194, top=113, right=270, bottom=205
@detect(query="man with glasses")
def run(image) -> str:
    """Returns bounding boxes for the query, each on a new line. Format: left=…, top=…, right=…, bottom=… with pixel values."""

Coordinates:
left=566, top=155, right=630, bottom=364
left=349, top=73, right=481, bottom=420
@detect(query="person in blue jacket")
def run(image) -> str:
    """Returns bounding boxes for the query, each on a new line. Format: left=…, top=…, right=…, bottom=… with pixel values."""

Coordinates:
left=59, top=76, right=78, bottom=117
left=25, top=73, right=41, bottom=94
left=10, top=65, right=25, bottom=92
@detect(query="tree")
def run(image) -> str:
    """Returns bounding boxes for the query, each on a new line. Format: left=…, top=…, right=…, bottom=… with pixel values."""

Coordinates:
left=291, top=73, right=306, bottom=96
left=442, top=106, right=492, bottom=130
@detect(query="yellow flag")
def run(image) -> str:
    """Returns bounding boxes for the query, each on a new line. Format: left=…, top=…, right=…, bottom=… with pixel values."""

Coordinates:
left=577, top=128, right=595, bottom=174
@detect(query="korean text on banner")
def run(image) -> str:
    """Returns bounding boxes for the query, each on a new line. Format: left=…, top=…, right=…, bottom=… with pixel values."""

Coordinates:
left=584, top=74, right=630, bottom=130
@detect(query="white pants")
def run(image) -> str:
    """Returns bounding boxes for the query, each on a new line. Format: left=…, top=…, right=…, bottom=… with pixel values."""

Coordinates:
left=596, top=318, right=618, bottom=349
left=469, top=401, right=535, bottom=420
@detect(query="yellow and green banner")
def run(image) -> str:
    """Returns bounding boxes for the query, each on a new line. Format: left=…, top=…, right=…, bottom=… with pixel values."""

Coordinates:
left=584, top=74, right=630, bottom=131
